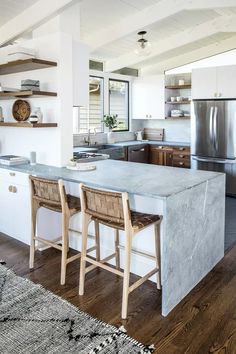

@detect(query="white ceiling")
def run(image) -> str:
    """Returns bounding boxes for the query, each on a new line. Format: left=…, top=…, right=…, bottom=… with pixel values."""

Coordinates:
left=1, top=0, right=236, bottom=74
left=79, top=0, right=236, bottom=73
left=0, top=0, right=38, bottom=27
left=80, top=0, right=161, bottom=36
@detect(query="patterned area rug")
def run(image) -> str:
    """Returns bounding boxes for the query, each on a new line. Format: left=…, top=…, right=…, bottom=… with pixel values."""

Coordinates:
left=0, top=264, right=154, bottom=354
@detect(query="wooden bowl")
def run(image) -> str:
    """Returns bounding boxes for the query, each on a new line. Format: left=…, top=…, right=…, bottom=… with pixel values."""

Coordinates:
left=12, top=99, right=31, bottom=122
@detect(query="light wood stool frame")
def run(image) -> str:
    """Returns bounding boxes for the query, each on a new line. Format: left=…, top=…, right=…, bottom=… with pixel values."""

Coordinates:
left=29, top=177, right=99, bottom=285
left=78, top=183, right=162, bottom=319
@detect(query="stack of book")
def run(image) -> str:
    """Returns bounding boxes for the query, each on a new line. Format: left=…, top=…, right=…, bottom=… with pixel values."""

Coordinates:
left=0, top=155, right=29, bottom=166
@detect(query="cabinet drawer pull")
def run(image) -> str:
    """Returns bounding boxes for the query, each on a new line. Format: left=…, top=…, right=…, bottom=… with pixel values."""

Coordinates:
left=179, top=162, right=184, bottom=165
left=179, top=154, right=184, bottom=158
left=12, top=186, right=17, bottom=193
left=132, top=148, right=145, bottom=152
left=9, top=172, right=16, bottom=177
left=8, top=185, right=17, bottom=193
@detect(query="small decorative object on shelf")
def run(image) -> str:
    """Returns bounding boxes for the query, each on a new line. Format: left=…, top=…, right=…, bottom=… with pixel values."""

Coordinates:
left=0, top=106, right=4, bottom=122
left=12, top=99, right=31, bottom=121
left=29, top=114, right=39, bottom=124
left=21, top=79, right=40, bottom=91
left=34, top=107, right=43, bottom=123
left=102, top=114, right=121, bottom=144
left=179, top=79, right=185, bottom=86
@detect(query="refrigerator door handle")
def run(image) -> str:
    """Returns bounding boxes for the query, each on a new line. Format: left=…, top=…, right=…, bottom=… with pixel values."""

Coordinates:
left=209, top=106, right=214, bottom=145
left=192, top=156, right=236, bottom=164
left=213, top=106, right=218, bottom=151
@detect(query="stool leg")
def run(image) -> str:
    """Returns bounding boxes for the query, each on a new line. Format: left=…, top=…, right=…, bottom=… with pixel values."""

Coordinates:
left=121, top=228, right=132, bottom=319
left=29, top=202, right=38, bottom=269
left=79, top=213, right=90, bottom=295
left=60, top=213, right=69, bottom=285
left=155, top=223, right=161, bottom=290
left=94, top=220, right=100, bottom=261
left=115, top=229, right=120, bottom=269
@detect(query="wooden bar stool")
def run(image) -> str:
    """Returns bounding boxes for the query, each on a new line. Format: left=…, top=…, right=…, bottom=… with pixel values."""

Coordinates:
left=78, top=183, right=162, bottom=319
left=29, top=176, right=98, bottom=285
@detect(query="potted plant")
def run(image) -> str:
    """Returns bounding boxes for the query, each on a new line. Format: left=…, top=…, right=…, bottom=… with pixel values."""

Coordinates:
left=102, top=114, right=120, bottom=143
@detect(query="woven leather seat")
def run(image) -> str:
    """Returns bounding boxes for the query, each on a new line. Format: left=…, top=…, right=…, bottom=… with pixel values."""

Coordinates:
left=79, top=184, right=163, bottom=320
left=93, top=210, right=160, bottom=231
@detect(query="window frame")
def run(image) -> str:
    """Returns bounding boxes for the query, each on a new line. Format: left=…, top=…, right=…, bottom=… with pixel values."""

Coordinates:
left=108, top=78, right=130, bottom=132
left=89, top=74, right=105, bottom=133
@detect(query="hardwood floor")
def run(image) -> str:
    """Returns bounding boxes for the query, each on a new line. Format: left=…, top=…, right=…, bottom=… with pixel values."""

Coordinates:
left=1, top=232, right=236, bottom=354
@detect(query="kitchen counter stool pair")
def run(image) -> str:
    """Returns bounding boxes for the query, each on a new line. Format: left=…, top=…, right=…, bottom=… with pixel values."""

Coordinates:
left=29, top=176, right=162, bottom=319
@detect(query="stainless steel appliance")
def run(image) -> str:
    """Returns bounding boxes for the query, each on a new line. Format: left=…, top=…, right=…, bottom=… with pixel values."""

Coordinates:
left=127, top=144, right=149, bottom=163
left=191, top=99, right=236, bottom=196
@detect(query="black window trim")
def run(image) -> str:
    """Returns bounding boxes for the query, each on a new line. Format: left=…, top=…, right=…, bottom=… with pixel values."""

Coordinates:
left=89, top=75, right=105, bottom=133
left=108, top=78, right=130, bottom=132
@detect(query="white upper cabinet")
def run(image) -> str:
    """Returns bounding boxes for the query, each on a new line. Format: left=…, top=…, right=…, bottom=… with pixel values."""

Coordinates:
left=132, top=75, right=165, bottom=119
left=192, top=65, right=236, bottom=99
left=217, top=65, right=236, bottom=99
left=192, top=67, right=217, bottom=99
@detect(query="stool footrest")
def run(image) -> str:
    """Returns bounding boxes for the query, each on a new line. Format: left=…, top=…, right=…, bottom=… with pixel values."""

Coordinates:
left=85, top=253, right=123, bottom=276
left=129, top=267, right=159, bottom=294
left=66, top=253, right=81, bottom=264
left=34, top=236, right=62, bottom=251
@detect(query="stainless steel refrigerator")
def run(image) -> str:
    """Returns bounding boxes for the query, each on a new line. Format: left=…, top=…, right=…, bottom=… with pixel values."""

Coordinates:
left=191, top=99, right=236, bottom=196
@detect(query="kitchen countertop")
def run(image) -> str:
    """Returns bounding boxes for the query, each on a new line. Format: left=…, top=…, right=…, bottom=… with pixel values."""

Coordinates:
left=0, top=159, right=222, bottom=200
left=108, top=140, right=190, bottom=147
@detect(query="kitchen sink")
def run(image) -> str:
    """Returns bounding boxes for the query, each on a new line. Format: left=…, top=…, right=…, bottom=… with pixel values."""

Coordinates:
left=73, top=145, right=125, bottom=160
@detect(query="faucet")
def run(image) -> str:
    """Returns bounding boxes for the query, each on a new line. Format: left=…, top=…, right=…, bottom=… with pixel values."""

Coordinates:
left=84, top=129, right=91, bottom=146
left=84, top=128, right=97, bottom=146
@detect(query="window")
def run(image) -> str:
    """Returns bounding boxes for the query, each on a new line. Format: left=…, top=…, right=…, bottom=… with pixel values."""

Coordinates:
left=73, top=75, right=130, bottom=134
left=74, top=76, right=104, bottom=134
left=109, top=79, right=129, bottom=131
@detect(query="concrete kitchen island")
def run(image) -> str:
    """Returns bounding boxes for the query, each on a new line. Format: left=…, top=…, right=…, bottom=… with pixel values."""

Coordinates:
left=0, top=160, right=225, bottom=316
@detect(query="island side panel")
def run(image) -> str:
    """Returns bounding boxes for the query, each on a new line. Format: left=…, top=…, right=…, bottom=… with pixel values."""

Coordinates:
left=161, top=174, right=225, bottom=316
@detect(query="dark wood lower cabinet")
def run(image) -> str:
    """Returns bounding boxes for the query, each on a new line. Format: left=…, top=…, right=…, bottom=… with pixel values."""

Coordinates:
left=149, top=145, right=191, bottom=168
left=149, top=146, right=173, bottom=166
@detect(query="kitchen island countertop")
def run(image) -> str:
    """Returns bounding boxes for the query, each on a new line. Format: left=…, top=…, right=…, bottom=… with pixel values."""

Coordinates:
left=0, top=159, right=222, bottom=199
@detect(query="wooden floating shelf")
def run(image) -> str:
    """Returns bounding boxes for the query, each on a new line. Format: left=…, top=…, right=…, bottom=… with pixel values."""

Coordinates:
left=0, top=122, right=58, bottom=128
left=0, top=90, right=57, bottom=99
left=166, top=101, right=191, bottom=105
left=0, top=58, right=57, bottom=75
left=165, top=84, right=191, bottom=89
left=166, top=116, right=191, bottom=119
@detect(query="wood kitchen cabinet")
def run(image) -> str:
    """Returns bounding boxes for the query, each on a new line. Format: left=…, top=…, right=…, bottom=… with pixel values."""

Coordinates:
left=172, top=146, right=190, bottom=168
left=149, top=145, right=190, bottom=168
left=149, top=145, right=173, bottom=166
left=192, top=65, right=236, bottom=99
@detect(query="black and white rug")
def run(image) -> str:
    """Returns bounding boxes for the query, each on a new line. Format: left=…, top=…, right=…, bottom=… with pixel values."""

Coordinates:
left=0, top=264, right=154, bottom=354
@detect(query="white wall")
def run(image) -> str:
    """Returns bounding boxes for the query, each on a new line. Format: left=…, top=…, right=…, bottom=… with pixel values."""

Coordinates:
left=167, top=48, right=236, bottom=74
left=0, top=32, right=74, bottom=166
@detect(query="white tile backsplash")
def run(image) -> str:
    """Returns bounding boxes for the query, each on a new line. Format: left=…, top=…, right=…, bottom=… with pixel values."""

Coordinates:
left=73, top=131, right=135, bottom=146
left=132, top=118, right=190, bottom=143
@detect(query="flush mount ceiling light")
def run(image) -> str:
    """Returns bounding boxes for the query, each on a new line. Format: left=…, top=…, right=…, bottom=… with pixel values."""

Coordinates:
left=134, top=31, right=151, bottom=56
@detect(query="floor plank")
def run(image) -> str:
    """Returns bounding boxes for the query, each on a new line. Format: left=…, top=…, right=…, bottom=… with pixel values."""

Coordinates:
left=1, top=232, right=236, bottom=354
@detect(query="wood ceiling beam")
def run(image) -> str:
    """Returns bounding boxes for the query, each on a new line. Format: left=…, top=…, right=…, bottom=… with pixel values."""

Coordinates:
left=87, top=0, right=236, bottom=52
left=105, top=15, right=236, bottom=72
left=0, top=0, right=79, bottom=46
left=140, top=35, right=236, bottom=76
